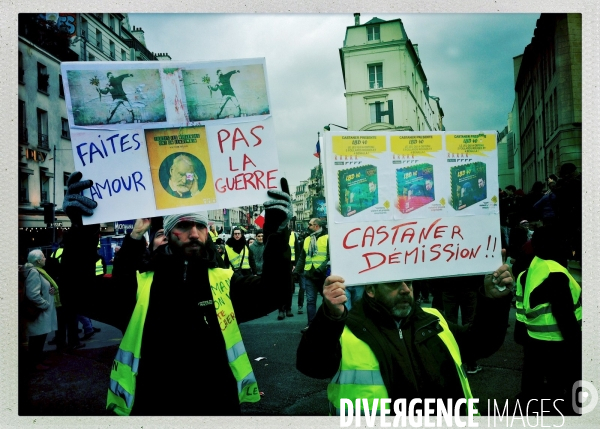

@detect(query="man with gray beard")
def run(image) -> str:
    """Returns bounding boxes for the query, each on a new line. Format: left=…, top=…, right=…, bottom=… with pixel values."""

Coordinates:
left=296, top=260, right=515, bottom=416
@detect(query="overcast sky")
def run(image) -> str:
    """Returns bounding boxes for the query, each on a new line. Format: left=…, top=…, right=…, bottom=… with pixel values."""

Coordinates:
left=128, top=13, right=540, bottom=191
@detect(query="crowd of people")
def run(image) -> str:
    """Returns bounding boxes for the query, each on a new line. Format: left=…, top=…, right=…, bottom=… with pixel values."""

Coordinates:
left=18, top=163, right=582, bottom=416
left=499, top=162, right=582, bottom=276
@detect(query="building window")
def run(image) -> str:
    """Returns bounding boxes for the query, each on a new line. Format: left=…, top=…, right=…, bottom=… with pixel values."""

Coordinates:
left=121, top=49, right=127, bottom=61
left=367, top=25, right=380, bottom=41
left=110, top=41, right=116, bottom=59
left=96, top=29, right=103, bottom=50
left=37, top=62, right=49, bottom=93
left=19, top=172, right=30, bottom=203
left=368, top=64, right=383, bottom=89
left=81, top=19, right=88, bottom=40
left=40, top=170, right=51, bottom=203
left=19, top=51, right=24, bottom=84
left=61, top=118, right=70, bottom=139
left=59, top=74, right=65, bottom=97
left=37, top=109, right=49, bottom=150
left=19, top=100, right=27, bottom=144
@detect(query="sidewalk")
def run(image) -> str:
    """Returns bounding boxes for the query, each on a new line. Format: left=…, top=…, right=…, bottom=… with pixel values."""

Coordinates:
left=22, top=321, right=123, bottom=416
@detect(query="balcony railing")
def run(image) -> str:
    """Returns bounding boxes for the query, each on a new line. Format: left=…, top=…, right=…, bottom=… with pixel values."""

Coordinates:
left=38, top=134, right=49, bottom=150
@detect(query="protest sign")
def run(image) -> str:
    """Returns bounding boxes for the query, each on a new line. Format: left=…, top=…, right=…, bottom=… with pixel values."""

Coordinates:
left=61, top=58, right=279, bottom=224
left=323, top=131, right=501, bottom=286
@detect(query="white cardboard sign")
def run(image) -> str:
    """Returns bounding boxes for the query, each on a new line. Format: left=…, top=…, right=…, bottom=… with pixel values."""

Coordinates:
left=323, top=131, right=502, bottom=285
left=61, top=58, right=279, bottom=224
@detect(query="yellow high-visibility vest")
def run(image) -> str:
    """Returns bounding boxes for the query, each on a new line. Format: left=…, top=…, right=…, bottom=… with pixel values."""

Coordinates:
left=106, top=268, right=260, bottom=415
left=303, top=234, right=328, bottom=272
left=289, top=231, right=296, bottom=262
left=225, top=245, right=250, bottom=270
left=327, top=307, right=475, bottom=416
left=522, top=256, right=582, bottom=341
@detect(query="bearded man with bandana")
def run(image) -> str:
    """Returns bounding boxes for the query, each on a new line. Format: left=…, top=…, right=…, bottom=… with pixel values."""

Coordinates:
left=59, top=172, right=293, bottom=416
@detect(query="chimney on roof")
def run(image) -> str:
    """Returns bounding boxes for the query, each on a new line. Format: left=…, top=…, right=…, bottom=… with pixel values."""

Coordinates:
left=354, top=13, right=360, bottom=26
left=131, top=26, right=147, bottom=47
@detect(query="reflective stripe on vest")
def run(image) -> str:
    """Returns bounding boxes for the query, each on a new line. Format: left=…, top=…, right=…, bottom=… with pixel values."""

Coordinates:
left=106, top=268, right=260, bottom=415
left=515, top=272, right=527, bottom=324
left=522, top=256, right=582, bottom=341
left=289, top=231, right=296, bottom=262
left=327, top=307, right=475, bottom=416
left=303, top=234, right=328, bottom=271
left=226, top=245, right=251, bottom=270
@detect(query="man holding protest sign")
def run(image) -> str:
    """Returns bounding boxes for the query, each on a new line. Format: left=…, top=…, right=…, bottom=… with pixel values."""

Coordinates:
left=59, top=171, right=293, bottom=416
left=296, top=256, right=514, bottom=416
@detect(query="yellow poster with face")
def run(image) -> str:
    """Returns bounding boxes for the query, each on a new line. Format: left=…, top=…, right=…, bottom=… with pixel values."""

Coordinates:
left=145, top=126, right=217, bottom=209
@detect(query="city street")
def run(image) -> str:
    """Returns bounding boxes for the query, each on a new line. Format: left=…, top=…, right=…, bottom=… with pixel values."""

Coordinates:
left=21, top=286, right=525, bottom=417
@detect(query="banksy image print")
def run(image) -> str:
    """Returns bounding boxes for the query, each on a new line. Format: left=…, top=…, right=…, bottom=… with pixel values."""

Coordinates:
left=181, top=60, right=270, bottom=121
left=65, top=67, right=167, bottom=126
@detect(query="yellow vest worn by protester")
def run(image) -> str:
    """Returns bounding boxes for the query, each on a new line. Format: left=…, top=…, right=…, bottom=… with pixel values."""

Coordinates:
left=519, top=256, right=582, bottom=341
left=289, top=231, right=296, bottom=262
left=51, top=247, right=63, bottom=260
left=226, top=245, right=251, bottom=271
left=514, top=273, right=528, bottom=325
left=303, top=234, right=328, bottom=272
left=96, top=242, right=104, bottom=276
left=106, top=268, right=260, bottom=415
left=327, top=307, right=475, bottom=416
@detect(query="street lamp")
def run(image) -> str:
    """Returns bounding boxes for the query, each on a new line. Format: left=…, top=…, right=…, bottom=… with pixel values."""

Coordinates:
left=323, top=123, right=348, bottom=131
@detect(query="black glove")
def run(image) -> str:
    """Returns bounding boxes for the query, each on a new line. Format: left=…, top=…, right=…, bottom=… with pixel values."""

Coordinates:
left=63, top=172, right=97, bottom=226
left=263, top=178, right=293, bottom=235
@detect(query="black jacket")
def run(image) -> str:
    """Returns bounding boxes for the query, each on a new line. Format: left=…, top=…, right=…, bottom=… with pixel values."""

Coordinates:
left=60, top=223, right=291, bottom=415
left=297, top=289, right=511, bottom=408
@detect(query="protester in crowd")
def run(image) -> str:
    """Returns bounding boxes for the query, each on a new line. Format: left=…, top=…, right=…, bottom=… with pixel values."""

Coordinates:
left=287, top=226, right=303, bottom=315
left=22, top=249, right=60, bottom=371
left=554, top=163, right=582, bottom=262
left=59, top=171, right=292, bottom=415
left=44, top=244, right=85, bottom=351
left=296, top=255, right=514, bottom=415
left=514, top=226, right=581, bottom=415
left=295, top=218, right=329, bottom=333
left=249, top=230, right=265, bottom=276
left=208, top=223, right=219, bottom=240
left=523, top=181, right=545, bottom=223
left=224, top=226, right=252, bottom=275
